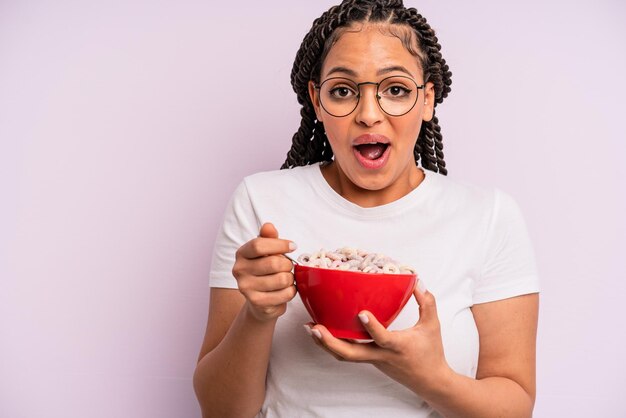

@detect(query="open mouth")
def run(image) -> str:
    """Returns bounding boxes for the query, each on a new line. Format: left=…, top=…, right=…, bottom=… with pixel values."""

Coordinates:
left=351, top=134, right=392, bottom=170
left=354, top=143, right=389, bottom=160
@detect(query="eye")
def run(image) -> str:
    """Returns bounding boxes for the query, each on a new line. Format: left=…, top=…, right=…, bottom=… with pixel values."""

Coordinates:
left=384, top=85, right=412, bottom=97
left=329, top=85, right=357, bottom=99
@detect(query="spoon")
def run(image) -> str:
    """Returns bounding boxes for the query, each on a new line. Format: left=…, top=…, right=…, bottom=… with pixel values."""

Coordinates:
left=284, top=254, right=300, bottom=291
left=284, top=254, right=299, bottom=265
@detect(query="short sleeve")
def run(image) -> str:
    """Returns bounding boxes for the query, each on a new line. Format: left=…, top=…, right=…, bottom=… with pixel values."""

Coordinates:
left=208, top=180, right=260, bottom=289
left=473, top=190, right=540, bottom=304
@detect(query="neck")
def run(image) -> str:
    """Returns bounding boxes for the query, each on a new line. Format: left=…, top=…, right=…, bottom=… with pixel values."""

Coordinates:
left=320, top=161, right=425, bottom=208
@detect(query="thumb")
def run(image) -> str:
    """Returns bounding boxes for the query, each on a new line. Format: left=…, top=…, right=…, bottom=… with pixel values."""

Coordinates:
left=358, top=311, right=394, bottom=349
left=413, top=278, right=438, bottom=326
left=259, top=222, right=279, bottom=239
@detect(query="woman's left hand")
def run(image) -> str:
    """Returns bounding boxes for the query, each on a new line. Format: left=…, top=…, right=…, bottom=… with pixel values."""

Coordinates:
left=306, top=280, right=452, bottom=396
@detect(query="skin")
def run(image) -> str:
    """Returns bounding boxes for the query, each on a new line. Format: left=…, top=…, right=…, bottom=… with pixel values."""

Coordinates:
left=308, top=24, right=435, bottom=208
left=193, top=223, right=297, bottom=418
left=193, top=22, right=539, bottom=418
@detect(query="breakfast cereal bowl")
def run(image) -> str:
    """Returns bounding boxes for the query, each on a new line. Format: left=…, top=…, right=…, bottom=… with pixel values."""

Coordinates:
left=294, top=264, right=416, bottom=340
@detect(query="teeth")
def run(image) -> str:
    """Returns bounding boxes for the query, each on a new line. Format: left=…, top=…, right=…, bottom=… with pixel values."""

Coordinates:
left=354, top=141, right=389, bottom=146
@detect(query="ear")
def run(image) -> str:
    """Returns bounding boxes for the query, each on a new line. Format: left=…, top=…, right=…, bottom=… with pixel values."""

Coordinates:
left=422, top=81, right=435, bottom=122
left=308, top=80, right=324, bottom=122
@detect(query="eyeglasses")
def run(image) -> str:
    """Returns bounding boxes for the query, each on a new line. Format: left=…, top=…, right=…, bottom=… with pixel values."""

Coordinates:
left=314, top=76, right=424, bottom=118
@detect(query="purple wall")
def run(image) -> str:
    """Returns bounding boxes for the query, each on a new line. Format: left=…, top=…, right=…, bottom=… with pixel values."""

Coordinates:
left=1, top=1, right=625, bottom=417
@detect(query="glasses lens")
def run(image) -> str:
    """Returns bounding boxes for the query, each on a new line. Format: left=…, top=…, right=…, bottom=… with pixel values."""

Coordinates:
left=318, top=76, right=420, bottom=117
left=377, top=76, right=419, bottom=116
left=318, top=78, right=359, bottom=117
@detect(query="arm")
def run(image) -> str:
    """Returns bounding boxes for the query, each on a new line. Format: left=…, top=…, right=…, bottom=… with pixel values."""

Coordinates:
left=422, top=293, right=539, bottom=418
left=193, top=289, right=277, bottom=418
left=307, top=285, right=539, bottom=418
left=193, top=223, right=297, bottom=418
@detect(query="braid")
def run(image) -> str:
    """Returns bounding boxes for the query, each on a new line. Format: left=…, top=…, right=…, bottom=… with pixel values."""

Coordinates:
left=394, top=7, right=452, bottom=174
left=417, top=118, right=437, bottom=172
left=282, top=106, right=315, bottom=168
left=281, top=0, right=452, bottom=175
left=431, top=114, right=447, bottom=175
left=281, top=2, right=358, bottom=169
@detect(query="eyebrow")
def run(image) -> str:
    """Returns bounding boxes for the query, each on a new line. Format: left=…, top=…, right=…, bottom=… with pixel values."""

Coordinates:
left=325, top=65, right=414, bottom=78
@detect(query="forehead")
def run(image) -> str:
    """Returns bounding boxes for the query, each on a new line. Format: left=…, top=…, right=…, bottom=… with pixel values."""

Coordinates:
left=320, top=24, right=422, bottom=80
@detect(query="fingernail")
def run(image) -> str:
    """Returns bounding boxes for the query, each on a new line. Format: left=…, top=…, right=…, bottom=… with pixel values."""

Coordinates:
left=303, top=324, right=312, bottom=335
left=358, top=312, right=369, bottom=324
left=417, top=279, right=427, bottom=293
left=311, top=328, right=322, bottom=339
left=289, top=242, right=298, bottom=251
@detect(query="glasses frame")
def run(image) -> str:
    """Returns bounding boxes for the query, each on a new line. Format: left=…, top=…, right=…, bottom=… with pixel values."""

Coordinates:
left=313, top=75, right=425, bottom=118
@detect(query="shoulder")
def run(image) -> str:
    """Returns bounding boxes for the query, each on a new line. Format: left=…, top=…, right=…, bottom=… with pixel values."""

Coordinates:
left=426, top=172, right=527, bottom=228
left=242, top=164, right=318, bottom=196
left=244, top=164, right=315, bottom=182
left=426, top=172, right=498, bottom=213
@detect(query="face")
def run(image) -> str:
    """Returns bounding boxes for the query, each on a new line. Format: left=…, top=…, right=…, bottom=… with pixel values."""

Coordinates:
left=308, top=24, right=435, bottom=203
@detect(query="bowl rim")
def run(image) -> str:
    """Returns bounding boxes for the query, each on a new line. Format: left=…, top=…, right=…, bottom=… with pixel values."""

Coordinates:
left=293, top=263, right=417, bottom=279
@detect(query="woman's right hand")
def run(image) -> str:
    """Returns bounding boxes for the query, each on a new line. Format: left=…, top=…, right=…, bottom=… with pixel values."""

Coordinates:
left=232, top=222, right=298, bottom=322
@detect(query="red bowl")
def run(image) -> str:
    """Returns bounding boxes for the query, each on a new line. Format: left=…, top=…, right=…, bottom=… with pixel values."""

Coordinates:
left=294, top=264, right=416, bottom=340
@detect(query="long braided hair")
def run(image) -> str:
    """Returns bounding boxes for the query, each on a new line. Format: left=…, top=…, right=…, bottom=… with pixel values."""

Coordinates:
left=280, top=0, right=452, bottom=175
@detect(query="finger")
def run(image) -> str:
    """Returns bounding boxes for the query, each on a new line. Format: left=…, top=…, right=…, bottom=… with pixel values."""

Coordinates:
left=308, top=331, right=343, bottom=360
left=259, top=222, right=279, bottom=239
left=246, top=284, right=297, bottom=307
left=304, top=323, right=327, bottom=349
left=258, top=223, right=297, bottom=256
left=239, top=272, right=294, bottom=292
left=309, top=324, right=384, bottom=363
left=357, top=311, right=395, bottom=349
left=253, top=255, right=295, bottom=276
left=413, top=278, right=438, bottom=326
left=306, top=324, right=357, bottom=361
left=238, top=236, right=297, bottom=260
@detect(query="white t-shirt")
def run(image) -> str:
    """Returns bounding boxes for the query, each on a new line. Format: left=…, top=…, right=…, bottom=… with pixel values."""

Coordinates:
left=209, top=162, right=540, bottom=417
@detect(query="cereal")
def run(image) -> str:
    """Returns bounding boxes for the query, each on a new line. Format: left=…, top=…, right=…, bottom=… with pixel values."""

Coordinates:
left=297, top=248, right=416, bottom=275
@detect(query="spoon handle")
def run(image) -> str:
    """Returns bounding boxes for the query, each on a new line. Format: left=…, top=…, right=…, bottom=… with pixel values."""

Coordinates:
left=284, top=254, right=298, bottom=265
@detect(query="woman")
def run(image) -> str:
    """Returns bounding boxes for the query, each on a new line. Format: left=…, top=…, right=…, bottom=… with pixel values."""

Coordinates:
left=193, top=1, right=540, bottom=417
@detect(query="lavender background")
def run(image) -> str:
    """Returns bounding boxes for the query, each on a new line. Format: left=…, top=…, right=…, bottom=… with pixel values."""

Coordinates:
left=1, top=1, right=625, bottom=417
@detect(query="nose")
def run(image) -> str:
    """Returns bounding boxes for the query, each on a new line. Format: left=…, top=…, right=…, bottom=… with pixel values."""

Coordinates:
left=354, top=83, right=384, bottom=127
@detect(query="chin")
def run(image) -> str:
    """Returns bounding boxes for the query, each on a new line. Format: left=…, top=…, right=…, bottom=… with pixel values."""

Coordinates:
left=351, top=172, right=391, bottom=191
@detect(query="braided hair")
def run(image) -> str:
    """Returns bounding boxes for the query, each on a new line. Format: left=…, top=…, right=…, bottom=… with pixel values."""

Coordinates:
left=280, top=0, right=452, bottom=175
